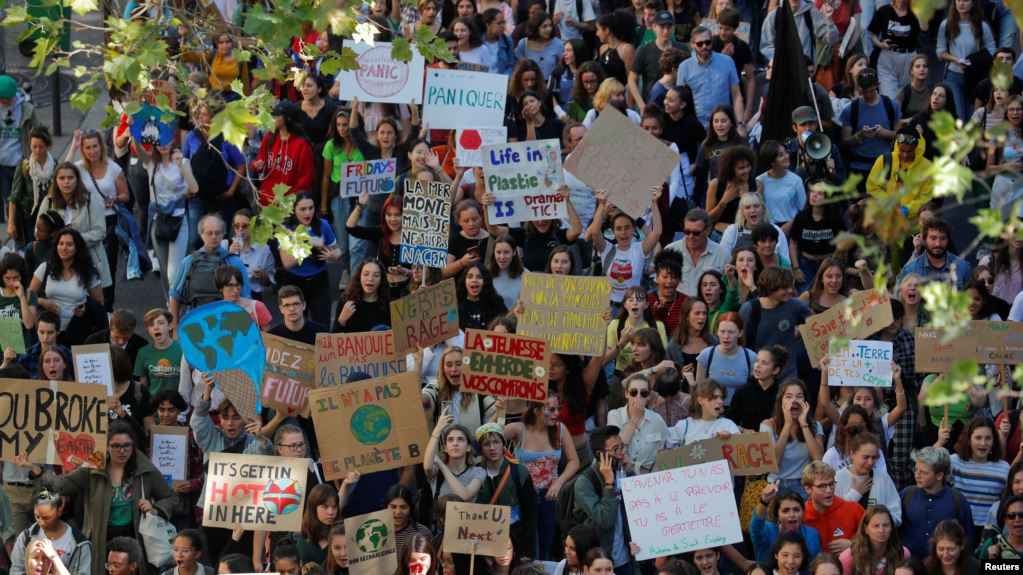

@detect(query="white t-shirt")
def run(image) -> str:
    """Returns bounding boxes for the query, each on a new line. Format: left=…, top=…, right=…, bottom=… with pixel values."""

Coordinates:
left=667, top=416, right=741, bottom=447
left=76, top=160, right=122, bottom=216
left=599, top=241, right=648, bottom=304
left=145, top=161, right=188, bottom=216
left=34, top=262, right=101, bottom=330
left=553, top=0, right=595, bottom=40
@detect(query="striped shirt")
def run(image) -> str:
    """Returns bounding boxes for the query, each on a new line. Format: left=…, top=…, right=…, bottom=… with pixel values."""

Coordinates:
left=950, top=454, right=1010, bottom=526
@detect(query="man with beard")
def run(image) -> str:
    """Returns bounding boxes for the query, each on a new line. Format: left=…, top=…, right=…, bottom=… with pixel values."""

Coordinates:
left=897, top=218, right=972, bottom=289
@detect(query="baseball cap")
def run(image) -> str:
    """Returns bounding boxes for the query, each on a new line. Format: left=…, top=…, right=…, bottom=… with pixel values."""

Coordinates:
left=271, top=100, right=300, bottom=120
left=653, top=10, right=674, bottom=25
left=791, top=105, right=817, bottom=124
left=0, top=75, right=17, bottom=100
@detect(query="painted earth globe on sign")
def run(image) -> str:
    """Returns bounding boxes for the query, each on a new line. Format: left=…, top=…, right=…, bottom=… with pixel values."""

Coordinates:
left=350, top=404, right=392, bottom=445
left=356, top=518, right=390, bottom=553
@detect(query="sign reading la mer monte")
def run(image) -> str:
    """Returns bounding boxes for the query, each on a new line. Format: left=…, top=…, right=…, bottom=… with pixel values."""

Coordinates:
left=422, top=68, right=507, bottom=129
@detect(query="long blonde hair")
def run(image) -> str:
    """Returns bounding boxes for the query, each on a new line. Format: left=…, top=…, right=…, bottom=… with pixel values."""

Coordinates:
left=592, top=78, right=626, bottom=112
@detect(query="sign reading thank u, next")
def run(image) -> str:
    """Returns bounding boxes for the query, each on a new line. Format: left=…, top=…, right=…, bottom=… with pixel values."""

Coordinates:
left=422, top=69, right=507, bottom=129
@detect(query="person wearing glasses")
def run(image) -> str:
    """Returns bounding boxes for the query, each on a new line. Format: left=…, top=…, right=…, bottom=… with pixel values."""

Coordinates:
left=213, top=265, right=271, bottom=331
left=268, top=285, right=328, bottom=345
left=676, top=27, right=745, bottom=134
left=105, top=537, right=142, bottom=575
left=801, top=461, right=865, bottom=555
left=665, top=209, right=731, bottom=298
left=58, top=421, right=177, bottom=575
left=223, top=210, right=274, bottom=302
left=572, top=426, right=636, bottom=575
left=607, top=372, right=668, bottom=474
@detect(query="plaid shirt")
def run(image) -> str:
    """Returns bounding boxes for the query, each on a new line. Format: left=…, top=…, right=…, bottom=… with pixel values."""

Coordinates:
left=18, top=342, right=70, bottom=379
left=880, top=327, right=920, bottom=490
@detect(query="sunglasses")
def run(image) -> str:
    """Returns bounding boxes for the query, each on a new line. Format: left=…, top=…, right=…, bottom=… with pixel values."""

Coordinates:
left=683, top=228, right=706, bottom=236
left=896, top=133, right=918, bottom=145
left=1007, top=512, right=1023, bottom=520
left=693, top=39, right=712, bottom=47
left=628, top=388, right=651, bottom=398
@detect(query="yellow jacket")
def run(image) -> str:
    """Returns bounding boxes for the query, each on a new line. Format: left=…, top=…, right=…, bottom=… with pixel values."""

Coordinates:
left=865, top=136, right=933, bottom=218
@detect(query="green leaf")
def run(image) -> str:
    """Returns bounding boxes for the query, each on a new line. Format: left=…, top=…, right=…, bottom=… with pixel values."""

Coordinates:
left=68, top=0, right=98, bottom=15
left=414, top=24, right=457, bottom=64
left=209, top=99, right=259, bottom=150
left=970, top=208, right=1007, bottom=239
left=392, top=37, right=413, bottom=62
left=992, top=59, right=1013, bottom=92
left=921, top=282, right=971, bottom=337
left=4, top=5, right=30, bottom=25
left=70, top=87, right=102, bottom=113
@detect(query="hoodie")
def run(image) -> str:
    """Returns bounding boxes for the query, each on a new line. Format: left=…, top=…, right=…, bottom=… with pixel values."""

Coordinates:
left=866, top=135, right=933, bottom=218
left=0, top=92, right=39, bottom=167
left=802, top=495, right=865, bottom=549
left=255, top=131, right=315, bottom=205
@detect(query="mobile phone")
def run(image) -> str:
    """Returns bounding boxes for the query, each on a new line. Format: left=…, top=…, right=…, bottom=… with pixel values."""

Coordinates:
left=441, top=400, right=455, bottom=416
left=467, top=246, right=480, bottom=258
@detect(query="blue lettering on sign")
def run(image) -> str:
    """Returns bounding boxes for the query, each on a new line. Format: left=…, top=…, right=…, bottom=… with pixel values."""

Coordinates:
left=399, top=245, right=447, bottom=268
left=426, top=87, right=505, bottom=110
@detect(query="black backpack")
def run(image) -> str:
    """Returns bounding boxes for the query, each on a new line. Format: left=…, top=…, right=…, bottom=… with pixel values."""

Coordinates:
left=555, top=465, right=603, bottom=535
left=190, top=133, right=230, bottom=202
left=182, top=250, right=229, bottom=307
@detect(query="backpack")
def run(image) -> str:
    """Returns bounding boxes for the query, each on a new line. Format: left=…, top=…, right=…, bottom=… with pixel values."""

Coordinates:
left=182, top=250, right=229, bottom=308
left=190, top=134, right=230, bottom=202
left=849, top=95, right=896, bottom=134
left=901, top=485, right=962, bottom=519
left=555, top=465, right=604, bottom=535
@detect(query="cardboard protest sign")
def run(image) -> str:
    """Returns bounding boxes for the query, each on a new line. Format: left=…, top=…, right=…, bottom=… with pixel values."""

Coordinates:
left=423, top=68, right=507, bottom=129
left=203, top=452, right=307, bottom=531
left=342, top=159, right=398, bottom=197
left=827, top=340, right=893, bottom=387
left=463, top=329, right=550, bottom=401
left=316, top=331, right=405, bottom=387
left=389, top=279, right=459, bottom=355
left=916, top=321, right=1023, bottom=373
left=456, top=127, right=507, bottom=167
left=443, top=502, right=511, bottom=556
left=309, top=371, right=429, bottom=479
left=653, top=432, right=779, bottom=476
left=518, top=272, right=611, bottom=356
left=399, top=180, right=452, bottom=269
left=262, top=334, right=316, bottom=417
left=798, top=289, right=893, bottom=368
left=564, top=107, right=679, bottom=218
left=151, top=425, right=188, bottom=487
left=178, top=301, right=266, bottom=419
left=481, top=139, right=566, bottom=225
left=0, top=379, right=108, bottom=469
left=345, top=510, right=398, bottom=575
left=338, top=41, right=426, bottom=104
left=621, top=461, right=743, bottom=560
left=0, top=316, right=26, bottom=354
left=915, top=328, right=953, bottom=373
left=72, top=344, right=114, bottom=395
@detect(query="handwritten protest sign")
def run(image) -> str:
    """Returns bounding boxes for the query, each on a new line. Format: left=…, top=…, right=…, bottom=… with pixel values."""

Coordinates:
left=564, top=107, right=679, bottom=218
left=621, top=461, right=743, bottom=560
left=423, top=68, right=507, bottom=129
left=653, top=433, right=778, bottom=476
left=827, top=340, right=893, bottom=387
left=390, top=279, right=459, bottom=355
left=457, top=127, right=507, bottom=167
left=798, top=289, right=893, bottom=368
left=72, top=344, right=114, bottom=395
left=309, top=371, right=429, bottom=479
left=131, top=103, right=175, bottom=146
left=345, top=510, right=398, bottom=575
left=338, top=41, right=426, bottom=104
left=151, top=425, right=188, bottom=487
left=0, top=317, right=25, bottom=354
left=443, top=502, right=511, bottom=556
left=203, top=452, right=307, bottom=531
left=400, top=180, right=452, bottom=269
left=342, top=159, right=397, bottom=197
left=0, top=379, right=108, bottom=469
left=481, top=139, right=565, bottom=225
left=179, top=301, right=266, bottom=419
left=518, top=272, right=611, bottom=356
left=915, top=321, right=1023, bottom=373
left=316, top=331, right=405, bottom=387
left=463, top=329, right=550, bottom=401
left=262, top=334, right=316, bottom=417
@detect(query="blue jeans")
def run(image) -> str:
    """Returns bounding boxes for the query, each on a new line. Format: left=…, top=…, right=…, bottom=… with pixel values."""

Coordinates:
left=944, top=69, right=968, bottom=121
left=186, top=197, right=206, bottom=251
left=330, top=194, right=351, bottom=273
left=797, top=253, right=823, bottom=294
left=535, top=489, right=556, bottom=560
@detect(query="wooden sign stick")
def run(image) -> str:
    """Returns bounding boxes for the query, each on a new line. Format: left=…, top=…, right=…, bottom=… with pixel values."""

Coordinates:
left=1001, top=365, right=1010, bottom=415
left=469, top=542, right=477, bottom=575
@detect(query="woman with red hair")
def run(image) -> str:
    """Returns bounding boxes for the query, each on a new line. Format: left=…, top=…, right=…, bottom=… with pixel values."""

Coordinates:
left=346, top=191, right=408, bottom=297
